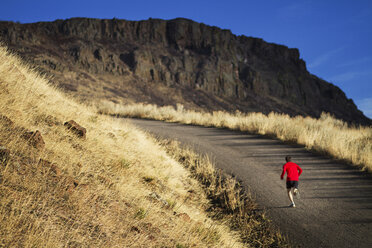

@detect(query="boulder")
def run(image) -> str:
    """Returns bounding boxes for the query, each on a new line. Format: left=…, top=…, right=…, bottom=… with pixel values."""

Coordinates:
left=64, top=120, right=86, bottom=139
left=22, top=130, right=45, bottom=149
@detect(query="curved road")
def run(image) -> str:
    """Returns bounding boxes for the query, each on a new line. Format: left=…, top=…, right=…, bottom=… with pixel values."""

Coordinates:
left=129, top=119, right=372, bottom=248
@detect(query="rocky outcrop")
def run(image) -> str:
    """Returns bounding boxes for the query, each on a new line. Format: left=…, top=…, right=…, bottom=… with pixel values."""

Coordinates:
left=0, top=18, right=370, bottom=125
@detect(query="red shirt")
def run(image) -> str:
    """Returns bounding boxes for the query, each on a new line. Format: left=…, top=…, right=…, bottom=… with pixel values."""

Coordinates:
left=281, top=162, right=303, bottom=181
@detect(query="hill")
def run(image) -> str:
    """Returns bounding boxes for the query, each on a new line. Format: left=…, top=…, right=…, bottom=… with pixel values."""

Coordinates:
left=0, top=45, right=289, bottom=247
left=0, top=17, right=370, bottom=125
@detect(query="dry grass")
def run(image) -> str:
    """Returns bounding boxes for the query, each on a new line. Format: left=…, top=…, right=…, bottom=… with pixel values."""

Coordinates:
left=159, top=139, right=289, bottom=247
left=98, top=102, right=372, bottom=172
left=0, top=45, right=251, bottom=247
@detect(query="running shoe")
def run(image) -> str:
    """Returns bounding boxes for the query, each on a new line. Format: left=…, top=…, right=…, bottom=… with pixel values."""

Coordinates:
left=289, top=203, right=296, bottom=208
left=293, top=188, right=300, bottom=199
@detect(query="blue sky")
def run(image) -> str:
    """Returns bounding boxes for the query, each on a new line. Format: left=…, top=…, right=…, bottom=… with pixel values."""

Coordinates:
left=1, top=0, right=371, bottom=118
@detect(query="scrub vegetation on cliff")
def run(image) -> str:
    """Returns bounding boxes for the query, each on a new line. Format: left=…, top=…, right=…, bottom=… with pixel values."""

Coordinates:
left=98, top=102, right=372, bottom=172
left=0, top=46, right=289, bottom=247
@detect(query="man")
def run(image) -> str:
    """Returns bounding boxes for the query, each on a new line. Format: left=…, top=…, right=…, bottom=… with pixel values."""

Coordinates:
left=281, top=156, right=303, bottom=208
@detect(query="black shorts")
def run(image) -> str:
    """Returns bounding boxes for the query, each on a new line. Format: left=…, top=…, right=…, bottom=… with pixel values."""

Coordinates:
left=286, top=181, right=298, bottom=189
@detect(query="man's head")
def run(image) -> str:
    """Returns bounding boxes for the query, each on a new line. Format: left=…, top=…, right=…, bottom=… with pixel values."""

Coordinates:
left=285, top=156, right=292, bottom=162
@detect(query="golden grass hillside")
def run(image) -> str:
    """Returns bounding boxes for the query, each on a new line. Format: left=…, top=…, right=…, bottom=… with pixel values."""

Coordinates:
left=98, top=102, right=372, bottom=172
left=0, top=45, right=245, bottom=247
left=0, top=45, right=289, bottom=247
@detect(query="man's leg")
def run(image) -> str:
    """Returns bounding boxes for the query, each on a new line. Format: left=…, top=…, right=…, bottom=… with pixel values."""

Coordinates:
left=293, top=181, right=300, bottom=198
left=287, top=188, right=295, bottom=207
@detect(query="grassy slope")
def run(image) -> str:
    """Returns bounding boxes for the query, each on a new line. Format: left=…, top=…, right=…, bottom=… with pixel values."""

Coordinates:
left=0, top=45, right=253, bottom=247
left=160, top=139, right=288, bottom=247
left=98, top=102, right=372, bottom=172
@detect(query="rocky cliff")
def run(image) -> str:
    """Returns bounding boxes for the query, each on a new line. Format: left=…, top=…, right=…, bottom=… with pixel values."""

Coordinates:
left=0, top=17, right=370, bottom=125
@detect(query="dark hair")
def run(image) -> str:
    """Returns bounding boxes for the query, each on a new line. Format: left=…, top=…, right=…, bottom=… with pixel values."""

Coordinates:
left=285, top=156, right=292, bottom=162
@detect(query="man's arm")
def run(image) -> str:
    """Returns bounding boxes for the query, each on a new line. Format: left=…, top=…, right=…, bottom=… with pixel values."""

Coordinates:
left=297, top=165, right=303, bottom=177
left=280, top=164, right=286, bottom=180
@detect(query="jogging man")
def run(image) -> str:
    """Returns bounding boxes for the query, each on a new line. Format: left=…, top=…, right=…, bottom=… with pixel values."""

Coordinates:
left=281, top=156, right=303, bottom=207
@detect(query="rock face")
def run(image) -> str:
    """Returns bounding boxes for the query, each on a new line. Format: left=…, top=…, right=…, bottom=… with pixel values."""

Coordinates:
left=0, top=18, right=370, bottom=125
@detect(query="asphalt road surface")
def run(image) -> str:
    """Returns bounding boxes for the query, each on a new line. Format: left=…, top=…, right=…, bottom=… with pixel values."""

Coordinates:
left=129, top=118, right=372, bottom=248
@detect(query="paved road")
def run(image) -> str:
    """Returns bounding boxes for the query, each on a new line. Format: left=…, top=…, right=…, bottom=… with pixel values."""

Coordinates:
left=129, top=119, right=372, bottom=248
